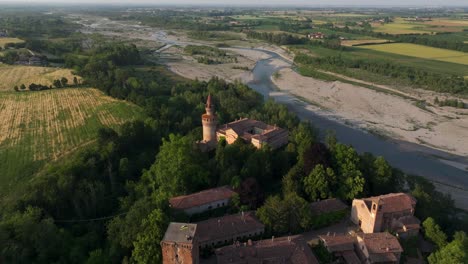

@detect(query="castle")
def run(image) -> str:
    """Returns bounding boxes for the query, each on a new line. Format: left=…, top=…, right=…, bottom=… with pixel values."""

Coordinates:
left=199, top=95, right=288, bottom=150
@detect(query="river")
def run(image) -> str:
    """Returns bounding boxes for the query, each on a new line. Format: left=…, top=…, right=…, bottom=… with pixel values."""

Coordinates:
left=77, top=16, right=468, bottom=209
left=246, top=52, right=468, bottom=209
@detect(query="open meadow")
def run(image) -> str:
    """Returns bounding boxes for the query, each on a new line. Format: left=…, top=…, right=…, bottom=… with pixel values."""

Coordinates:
left=0, top=37, right=24, bottom=48
left=0, top=65, right=81, bottom=91
left=357, top=43, right=468, bottom=66
left=0, top=88, right=144, bottom=195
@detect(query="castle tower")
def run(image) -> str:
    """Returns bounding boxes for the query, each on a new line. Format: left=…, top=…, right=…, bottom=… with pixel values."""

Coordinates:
left=202, top=94, right=218, bottom=144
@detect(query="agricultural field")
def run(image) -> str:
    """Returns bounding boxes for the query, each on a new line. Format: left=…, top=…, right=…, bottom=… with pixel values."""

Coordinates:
left=0, top=65, right=81, bottom=91
left=0, top=88, right=144, bottom=195
left=372, top=17, right=468, bottom=34
left=0, top=37, right=24, bottom=48
left=357, top=43, right=468, bottom=65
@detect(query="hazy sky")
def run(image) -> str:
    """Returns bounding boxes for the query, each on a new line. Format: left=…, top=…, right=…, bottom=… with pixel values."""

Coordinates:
left=0, top=0, right=467, bottom=7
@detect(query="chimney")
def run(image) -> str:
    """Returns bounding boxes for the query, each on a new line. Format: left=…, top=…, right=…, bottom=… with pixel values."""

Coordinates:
left=288, top=236, right=291, bottom=243
left=271, top=236, right=275, bottom=243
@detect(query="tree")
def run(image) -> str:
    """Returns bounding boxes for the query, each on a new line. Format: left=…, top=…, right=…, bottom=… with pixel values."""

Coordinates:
left=14, top=85, right=19, bottom=91
left=61, top=77, right=68, bottom=87
left=20, top=84, right=26, bottom=90
left=371, top=156, right=393, bottom=194
left=257, top=193, right=312, bottom=235
left=423, top=217, right=448, bottom=249
left=428, top=231, right=468, bottom=264
left=142, top=134, right=210, bottom=196
left=73, top=76, right=79, bottom=86
left=131, top=209, right=168, bottom=264
left=332, top=143, right=365, bottom=200
left=53, top=79, right=62, bottom=88
left=303, top=164, right=336, bottom=201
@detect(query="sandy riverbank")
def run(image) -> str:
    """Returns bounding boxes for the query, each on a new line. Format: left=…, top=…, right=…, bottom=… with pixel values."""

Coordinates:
left=272, top=68, right=468, bottom=159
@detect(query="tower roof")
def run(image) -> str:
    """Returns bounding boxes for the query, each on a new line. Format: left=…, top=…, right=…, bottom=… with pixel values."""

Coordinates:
left=206, top=94, right=212, bottom=108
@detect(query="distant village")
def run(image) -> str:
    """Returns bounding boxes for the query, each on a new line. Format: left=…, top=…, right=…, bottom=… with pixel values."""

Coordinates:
left=0, top=29, right=45, bottom=66
left=161, top=97, right=426, bottom=264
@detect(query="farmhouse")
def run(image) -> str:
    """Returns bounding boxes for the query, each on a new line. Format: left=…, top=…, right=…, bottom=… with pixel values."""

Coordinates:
left=320, top=232, right=403, bottom=264
left=215, top=235, right=319, bottom=264
left=350, top=193, right=420, bottom=236
left=0, top=30, right=7, bottom=37
left=169, top=186, right=237, bottom=216
left=196, top=211, right=265, bottom=248
left=308, top=32, right=325, bottom=39
left=199, top=95, right=288, bottom=150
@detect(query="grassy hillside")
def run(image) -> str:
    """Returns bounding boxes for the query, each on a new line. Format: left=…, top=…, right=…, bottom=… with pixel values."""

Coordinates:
left=0, top=88, right=145, bottom=195
left=0, top=65, right=81, bottom=91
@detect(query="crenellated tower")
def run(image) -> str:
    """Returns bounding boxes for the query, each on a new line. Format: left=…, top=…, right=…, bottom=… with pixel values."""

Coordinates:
left=202, top=94, right=218, bottom=144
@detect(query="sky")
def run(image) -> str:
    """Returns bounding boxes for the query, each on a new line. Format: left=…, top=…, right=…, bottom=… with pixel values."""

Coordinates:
left=0, top=0, right=466, bottom=7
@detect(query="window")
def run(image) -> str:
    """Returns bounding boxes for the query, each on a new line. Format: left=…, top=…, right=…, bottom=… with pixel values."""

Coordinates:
left=372, top=204, right=377, bottom=210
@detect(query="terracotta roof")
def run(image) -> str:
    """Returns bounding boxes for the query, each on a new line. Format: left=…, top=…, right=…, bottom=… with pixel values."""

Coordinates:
left=162, top=222, right=197, bottom=244
left=362, top=193, right=416, bottom=213
left=196, top=211, right=264, bottom=244
left=215, top=235, right=319, bottom=264
left=169, top=186, right=236, bottom=210
left=342, top=250, right=361, bottom=264
left=310, top=198, right=348, bottom=215
left=360, top=232, right=403, bottom=255
left=319, top=234, right=356, bottom=252
left=393, top=215, right=421, bottom=232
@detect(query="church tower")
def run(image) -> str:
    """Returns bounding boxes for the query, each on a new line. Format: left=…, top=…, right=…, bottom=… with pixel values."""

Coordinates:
left=202, top=94, right=218, bottom=144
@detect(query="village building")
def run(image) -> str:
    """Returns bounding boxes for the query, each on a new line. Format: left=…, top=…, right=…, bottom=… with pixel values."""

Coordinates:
left=196, top=211, right=265, bottom=248
left=216, top=118, right=288, bottom=149
left=310, top=198, right=348, bottom=215
left=161, top=222, right=199, bottom=264
left=0, top=30, right=8, bottom=37
left=350, top=193, right=420, bottom=235
left=357, top=232, right=403, bottom=264
left=308, top=32, right=325, bottom=39
left=199, top=95, right=288, bottom=150
left=215, top=235, right=319, bottom=264
left=169, top=186, right=237, bottom=216
left=320, top=232, right=403, bottom=264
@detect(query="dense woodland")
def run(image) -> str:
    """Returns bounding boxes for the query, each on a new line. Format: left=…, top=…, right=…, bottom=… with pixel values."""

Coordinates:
left=0, top=9, right=467, bottom=264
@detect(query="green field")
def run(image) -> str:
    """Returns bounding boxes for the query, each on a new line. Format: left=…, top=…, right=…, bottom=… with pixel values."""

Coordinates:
left=358, top=43, right=468, bottom=65
left=372, top=17, right=468, bottom=34
left=0, top=88, right=144, bottom=195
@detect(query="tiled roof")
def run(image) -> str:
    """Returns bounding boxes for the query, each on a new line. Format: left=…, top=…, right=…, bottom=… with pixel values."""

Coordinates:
left=342, top=250, right=361, bottom=264
left=215, top=235, right=319, bottom=264
left=362, top=193, right=416, bottom=213
left=319, top=234, right=355, bottom=252
left=196, top=211, right=264, bottom=244
left=393, top=215, right=421, bottom=232
left=310, top=198, right=348, bottom=215
left=162, top=222, right=197, bottom=244
left=360, top=232, right=403, bottom=254
left=169, top=186, right=236, bottom=210
left=218, top=118, right=287, bottom=142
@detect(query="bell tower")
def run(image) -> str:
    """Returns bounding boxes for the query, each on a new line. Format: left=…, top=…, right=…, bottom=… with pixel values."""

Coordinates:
left=202, top=94, right=218, bottom=144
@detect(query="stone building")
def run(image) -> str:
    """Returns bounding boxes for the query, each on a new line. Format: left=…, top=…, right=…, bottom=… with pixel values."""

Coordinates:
left=198, top=95, right=288, bottom=150
left=215, top=235, right=319, bottom=264
left=216, top=118, right=288, bottom=149
left=196, top=211, right=265, bottom=248
left=320, top=232, right=403, bottom=264
left=350, top=193, right=420, bottom=235
left=161, top=223, right=199, bottom=264
left=169, top=186, right=237, bottom=216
